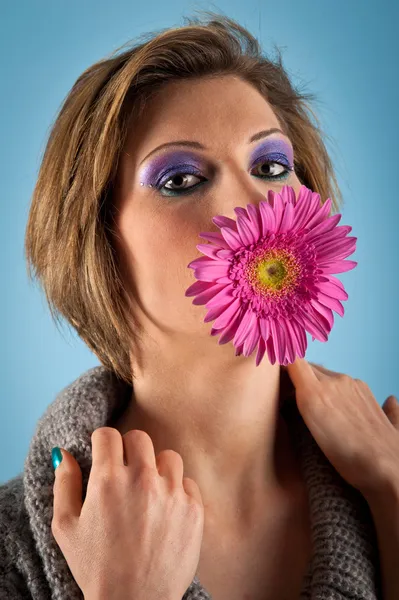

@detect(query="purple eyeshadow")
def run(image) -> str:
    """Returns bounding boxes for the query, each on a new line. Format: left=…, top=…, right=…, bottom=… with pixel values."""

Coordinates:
left=139, top=151, right=204, bottom=187
left=139, top=137, right=294, bottom=188
left=249, top=138, right=294, bottom=168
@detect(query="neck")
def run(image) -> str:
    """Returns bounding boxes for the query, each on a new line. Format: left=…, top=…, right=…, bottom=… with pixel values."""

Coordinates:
left=112, top=335, right=299, bottom=522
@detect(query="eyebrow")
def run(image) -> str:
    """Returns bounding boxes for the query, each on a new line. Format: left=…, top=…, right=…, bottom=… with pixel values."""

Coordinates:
left=139, top=128, right=289, bottom=165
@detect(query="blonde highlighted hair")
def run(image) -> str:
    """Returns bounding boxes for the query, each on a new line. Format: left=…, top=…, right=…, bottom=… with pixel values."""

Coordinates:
left=25, top=11, right=343, bottom=385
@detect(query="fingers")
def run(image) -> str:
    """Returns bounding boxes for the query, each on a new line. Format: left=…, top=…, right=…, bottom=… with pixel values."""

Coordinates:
left=122, top=429, right=158, bottom=472
left=182, top=477, right=204, bottom=506
left=91, top=427, right=125, bottom=468
left=156, top=449, right=184, bottom=488
left=52, top=448, right=83, bottom=533
left=382, top=396, right=399, bottom=428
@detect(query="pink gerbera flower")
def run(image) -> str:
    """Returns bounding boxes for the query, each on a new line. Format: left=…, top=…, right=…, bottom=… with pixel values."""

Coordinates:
left=185, top=184, right=357, bottom=366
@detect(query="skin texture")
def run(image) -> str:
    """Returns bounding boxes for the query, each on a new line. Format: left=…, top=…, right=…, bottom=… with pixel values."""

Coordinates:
left=112, top=74, right=307, bottom=529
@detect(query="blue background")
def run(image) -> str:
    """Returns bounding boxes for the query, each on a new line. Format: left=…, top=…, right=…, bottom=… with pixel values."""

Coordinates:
left=1, top=0, right=398, bottom=483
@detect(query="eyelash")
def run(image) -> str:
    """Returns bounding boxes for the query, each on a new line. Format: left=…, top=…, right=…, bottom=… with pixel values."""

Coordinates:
left=155, top=156, right=294, bottom=197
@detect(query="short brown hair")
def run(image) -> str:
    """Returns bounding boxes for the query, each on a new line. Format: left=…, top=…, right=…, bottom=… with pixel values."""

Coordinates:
left=24, top=11, right=344, bottom=385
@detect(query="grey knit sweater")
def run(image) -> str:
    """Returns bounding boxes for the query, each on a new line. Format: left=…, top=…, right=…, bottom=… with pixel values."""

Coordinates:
left=0, top=365, right=382, bottom=599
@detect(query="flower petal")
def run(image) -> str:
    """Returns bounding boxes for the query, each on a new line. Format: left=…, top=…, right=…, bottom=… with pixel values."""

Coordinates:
left=199, top=231, right=231, bottom=249
left=212, top=297, right=242, bottom=329
left=233, top=308, right=256, bottom=348
left=319, top=259, right=357, bottom=274
left=236, top=213, right=257, bottom=246
left=220, top=226, right=243, bottom=250
left=246, top=203, right=261, bottom=239
left=212, top=215, right=238, bottom=229
left=192, top=283, right=227, bottom=305
left=303, top=213, right=341, bottom=243
left=259, top=201, right=276, bottom=235
left=315, top=290, right=345, bottom=317
left=243, top=316, right=261, bottom=357
left=278, top=201, right=295, bottom=234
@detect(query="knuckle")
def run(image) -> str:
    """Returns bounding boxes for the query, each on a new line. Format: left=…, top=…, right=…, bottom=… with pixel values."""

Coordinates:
left=157, top=448, right=183, bottom=465
left=337, top=373, right=352, bottom=384
left=137, top=465, right=159, bottom=492
left=92, top=426, right=121, bottom=442
left=51, top=514, right=71, bottom=536
left=93, top=468, right=123, bottom=494
left=123, top=429, right=152, bottom=443
left=186, top=498, right=203, bottom=522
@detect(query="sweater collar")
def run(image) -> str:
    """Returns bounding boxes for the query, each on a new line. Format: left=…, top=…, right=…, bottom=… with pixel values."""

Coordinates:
left=22, top=365, right=381, bottom=600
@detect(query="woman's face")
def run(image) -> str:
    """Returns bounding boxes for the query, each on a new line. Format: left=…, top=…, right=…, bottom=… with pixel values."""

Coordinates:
left=113, top=75, right=304, bottom=348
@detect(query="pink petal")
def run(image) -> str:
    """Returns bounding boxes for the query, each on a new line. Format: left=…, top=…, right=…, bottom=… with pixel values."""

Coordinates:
left=205, top=285, right=236, bottom=309
left=216, top=249, right=235, bottom=259
left=220, top=226, right=243, bottom=250
left=298, top=308, right=328, bottom=342
left=270, top=320, right=284, bottom=364
left=194, top=265, right=230, bottom=282
left=259, top=201, right=276, bottom=235
left=233, top=308, right=256, bottom=348
left=304, top=197, right=333, bottom=230
left=185, top=280, right=216, bottom=297
left=317, top=237, right=357, bottom=260
left=192, top=283, right=227, bottom=305
left=199, top=231, right=231, bottom=249
left=280, top=185, right=297, bottom=206
left=278, top=201, right=295, bottom=234
left=309, top=297, right=334, bottom=331
left=284, top=319, right=298, bottom=363
left=319, top=260, right=357, bottom=274
left=290, top=317, right=308, bottom=357
left=272, top=191, right=285, bottom=231
left=246, top=203, right=261, bottom=239
left=315, top=290, right=345, bottom=317
left=212, top=215, right=238, bottom=229
left=236, top=213, right=257, bottom=246
left=196, top=244, right=224, bottom=259
left=319, top=279, right=348, bottom=301
left=303, top=213, right=342, bottom=242
left=212, top=297, right=242, bottom=329
left=217, top=307, right=243, bottom=344
left=259, top=317, right=270, bottom=341
left=243, top=317, right=261, bottom=357
left=255, top=336, right=267, bottom=366
left=266, top=335, right=277, bottom=365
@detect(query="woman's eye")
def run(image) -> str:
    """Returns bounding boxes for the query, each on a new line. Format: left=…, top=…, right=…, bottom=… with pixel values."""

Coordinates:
left=251, top=161, right=290, bottom=178
left=162, top=173, right=204, bottom=192
left=157, top=160, right=292, bottom=196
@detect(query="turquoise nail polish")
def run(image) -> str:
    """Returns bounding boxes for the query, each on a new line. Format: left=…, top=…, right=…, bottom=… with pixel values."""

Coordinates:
left=51, top=447, right=63, bottom=470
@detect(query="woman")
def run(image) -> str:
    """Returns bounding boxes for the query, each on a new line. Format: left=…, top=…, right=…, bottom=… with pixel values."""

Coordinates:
left=0, top=12, right=387, bottom=600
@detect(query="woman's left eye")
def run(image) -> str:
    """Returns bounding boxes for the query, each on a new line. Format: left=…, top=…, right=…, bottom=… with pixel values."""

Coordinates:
left=156, top=159, right=293, bottom=197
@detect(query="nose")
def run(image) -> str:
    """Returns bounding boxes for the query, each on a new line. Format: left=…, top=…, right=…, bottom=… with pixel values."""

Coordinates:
left=218, top=166, right=276, bottom=223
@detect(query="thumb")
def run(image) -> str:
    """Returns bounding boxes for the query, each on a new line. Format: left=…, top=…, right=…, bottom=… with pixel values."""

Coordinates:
left=52, top=447, right=83, bottom=527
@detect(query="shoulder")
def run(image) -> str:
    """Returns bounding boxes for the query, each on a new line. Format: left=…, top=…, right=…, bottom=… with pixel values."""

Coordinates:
left=0, top=474, right=33, bottom=598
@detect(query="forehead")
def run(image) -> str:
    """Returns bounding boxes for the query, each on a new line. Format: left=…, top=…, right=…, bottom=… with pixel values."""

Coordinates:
left=125, top=75, right=284, bottom=154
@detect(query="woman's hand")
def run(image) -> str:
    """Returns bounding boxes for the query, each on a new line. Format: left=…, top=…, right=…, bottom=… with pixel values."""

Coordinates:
left=51, top=427, right=204, bottom=600
left=284, top=358, right=399, bottom=500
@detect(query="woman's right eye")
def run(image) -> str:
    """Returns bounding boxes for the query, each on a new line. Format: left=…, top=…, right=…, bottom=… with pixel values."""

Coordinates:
left=161, top=173, right=206, bottom=195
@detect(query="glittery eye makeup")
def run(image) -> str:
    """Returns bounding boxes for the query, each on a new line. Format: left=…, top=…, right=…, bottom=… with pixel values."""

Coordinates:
left=249, top=138, right=294, bottom=169
left=138, top=136, right=295, bottom=197
left=139, top=151, right=204, bottom=188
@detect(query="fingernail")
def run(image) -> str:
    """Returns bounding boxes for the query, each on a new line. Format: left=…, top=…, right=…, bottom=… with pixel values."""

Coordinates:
left=51, top=447, right=63, bottom=470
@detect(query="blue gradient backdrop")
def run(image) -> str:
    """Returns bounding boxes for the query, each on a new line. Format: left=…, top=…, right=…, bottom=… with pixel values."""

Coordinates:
left=1, top=0, right=398, bottom=482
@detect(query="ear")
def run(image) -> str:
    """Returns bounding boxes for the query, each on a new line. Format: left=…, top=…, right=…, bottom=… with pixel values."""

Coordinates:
left=382, top=395, right=399, bottom=429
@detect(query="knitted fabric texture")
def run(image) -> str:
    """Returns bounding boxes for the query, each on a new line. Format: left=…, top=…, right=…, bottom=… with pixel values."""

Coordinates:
left=0, top=365, right=382, bottom=600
